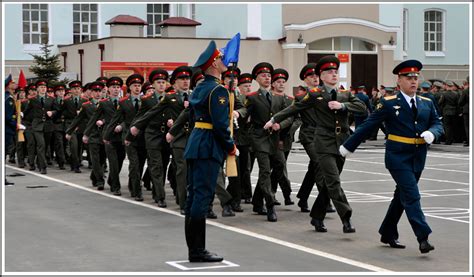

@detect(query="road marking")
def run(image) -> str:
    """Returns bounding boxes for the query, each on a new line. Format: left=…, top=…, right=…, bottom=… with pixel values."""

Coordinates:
left=166, top=260, right=239, bottom=271
left=5, top=165, right=392, bottom=272
left=345, top=158, right=469, bottom=174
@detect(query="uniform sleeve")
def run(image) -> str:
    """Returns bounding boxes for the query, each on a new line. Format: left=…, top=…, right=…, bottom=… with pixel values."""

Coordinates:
left=84, top=103, right=102, bottom=137
left=343, top=93, right=367, bottom=114
left=66, top=106, right=86, bottom=135
left=343, top=98, right=389, bottom=152
left=103, top=103, right=124, bottom=141
left=210, top=86, right=235, bottom=153
left=169, top=108, right=190, bottom=137
left=278, top=96, right=294, bottom=130
left=427, top=100, right=444, bottom=139
left=133, top=98, right=167, bottom=130
left=273, top=91, right=315, bottom=124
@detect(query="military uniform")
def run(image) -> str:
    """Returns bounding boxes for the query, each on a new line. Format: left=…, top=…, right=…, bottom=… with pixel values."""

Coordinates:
left=51, top=84, right=67, bottom=169
left=438, top=81, right=460, bottom=144
left=458, top=80, right=469, bottom=146
left=271, top=56, right=366, bottom=232
left=354, top=86, right=373, bottom=129
left=342, top=59, right=443, bottom=253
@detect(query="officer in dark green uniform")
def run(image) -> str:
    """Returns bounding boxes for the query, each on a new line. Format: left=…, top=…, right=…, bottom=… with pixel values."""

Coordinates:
left=438, top=80, right=459, bottom=145
left=51, top=84, right=67, bottom=169
left=265, top=56, right=366, bottom=233
left=23, top=84, right=37, bottom=170
left=104, top=74, right=146, bottom=201
left=23, top=79, right=56, bottom=174
left=458, top=77, right=469, bottom=146
left=235, top=62, right=293, bottom=222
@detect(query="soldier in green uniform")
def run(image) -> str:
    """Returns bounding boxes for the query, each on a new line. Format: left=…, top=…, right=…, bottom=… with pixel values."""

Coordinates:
left=23, top=84, right=37, bottom=170
left=458, top=77, right=469, bottom=146
left=22, top=79, right=57, bottom=174
left=438, top=80, right=459, bottom=145
left=90, top=77, right=126, bottom=195
left=264, top=56, right=366, bottom=233
left=104, top=74, right=146, bottom=201
left=51, top=84, right=67, bottom=169
left=235, top=62, right=294, bottom=222
left=14, top=87, right=27, bottom=168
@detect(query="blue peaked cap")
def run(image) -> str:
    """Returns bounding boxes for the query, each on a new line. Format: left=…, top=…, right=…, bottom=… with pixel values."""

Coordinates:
left=193, top=40, right=218, bottom=69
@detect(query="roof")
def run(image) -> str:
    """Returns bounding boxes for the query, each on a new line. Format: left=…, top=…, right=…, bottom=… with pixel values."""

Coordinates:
left=157, top=17, right=201, bottom=27
left=105, top=15, right=148, bottom=26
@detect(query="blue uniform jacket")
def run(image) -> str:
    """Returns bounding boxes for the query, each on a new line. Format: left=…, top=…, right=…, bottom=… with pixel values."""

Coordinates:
left=5, top=91, right=17, bottom=136
left=354, top=93, right=373, bottom=117
left=184, top=75, right=235, bottom=163
left=343, top=92, right=443, bottom=172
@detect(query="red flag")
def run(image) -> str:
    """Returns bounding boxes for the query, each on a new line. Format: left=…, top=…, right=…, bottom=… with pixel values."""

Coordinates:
left=18, top=70, right=27, bottom=89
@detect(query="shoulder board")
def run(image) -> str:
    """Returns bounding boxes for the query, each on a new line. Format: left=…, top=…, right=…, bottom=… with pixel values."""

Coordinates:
left=47, top=95, right=55, bottom=99
left=99, top=98, right=109, bottom=102
left=27, top=95, right=36, bottom=99
left=64, top=95, right=72, bottom=100
left=119, top=95, right=129, bottom=102
left=142, top=94, right=153, bottom=100
left=247, top=91, right=258, bottom=97
left=167, top=91, right=176, bottom=95
left=309, top=87, right=321, bottom=93
left=82, top=101, right=91, bottom=106
left=21, top=98, right=29, bottom=103
left=80, top=96, right=89, bottom=101
left=384, top=95, right=397, bottom=100
left=418, top=95, right=432, bottom=101
left=287, top=95, right=294, bottom=100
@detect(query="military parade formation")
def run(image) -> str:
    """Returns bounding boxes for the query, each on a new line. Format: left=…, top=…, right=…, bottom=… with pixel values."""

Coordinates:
left=4, top=39, right=471, bottom=261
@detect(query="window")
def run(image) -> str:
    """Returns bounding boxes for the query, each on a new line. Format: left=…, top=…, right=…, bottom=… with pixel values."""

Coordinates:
left=146, top=4, right=170, bottom=37
left=403, top=9, right=408, bottom=52
left=424, top=10, right=444, bottom=52
left=308, top=37, right=376, bottom=52
left=22, top=3, right=48, bottom=44
left=191, top=4, right=196, bottom=20
left=73, top=4, right=98, bottom=43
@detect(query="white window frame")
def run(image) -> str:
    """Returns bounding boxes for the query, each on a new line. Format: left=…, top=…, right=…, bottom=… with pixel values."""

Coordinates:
left=307, top=37, right=378, bottom=54
left=73, top=3, right=99, bottom=44
left=402, top=8, right=408, bottom=54
left=146, top=3, right=171, bottom=37
left=22, top=3, right=49, bottom=45
left=424, top=8, right=446, bottom=55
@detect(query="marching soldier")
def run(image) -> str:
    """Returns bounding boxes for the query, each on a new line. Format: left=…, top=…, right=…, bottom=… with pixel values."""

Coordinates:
left=104, top=74, right=146, bottom=201
left=340, top=59, right=443, bottom=253
left=354, top=85, right=373, bottom=130
left=15, top=86, right=28, bottom=168
left=23, top=84, right=37, bottom=170
left=5, top=75, right=17, bottom=185
left=235, top=62, right=293, bottom=222
left=438, top=80, right=459, bottom=145
left=458, top=77, right=469, bottom=146
left=183, top=40, right=237, bottom=263
left=88, top=77, right=126, bottom=195
left=264, top=56, right=366, bottom=233
left=51, top=84, right=67, bottom=169
left=22, top=79, right=56, bottom=174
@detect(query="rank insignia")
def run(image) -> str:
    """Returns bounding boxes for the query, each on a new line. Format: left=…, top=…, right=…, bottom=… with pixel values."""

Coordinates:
left=171, top=99, right=177, bottom=102
left=303, top=93, right=310, bottom=102
left=395, top=110, right=400, bottom=116
left=218, top=96, right=227, bottom=105
left=376, top=103, right=383, bottom=110
left=316, top=97, right=323, bottom=100
left=393, top=105, right=401, bottom=110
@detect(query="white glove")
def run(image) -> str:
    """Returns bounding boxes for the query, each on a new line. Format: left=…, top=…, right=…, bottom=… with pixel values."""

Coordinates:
left=235, top=148, right=240, bottom=157
left=20, top=112, right=24, bottom=118
left=339, top=145, right=352, bottom=157
left=19, top=124, right=26, bottom=130
left=420, top=131, right=435, bottom=144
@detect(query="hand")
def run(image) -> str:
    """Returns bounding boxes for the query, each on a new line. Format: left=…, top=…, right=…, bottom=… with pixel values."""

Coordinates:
left=124, top=140, right=131, bottom=146
left=20, top=112, right=24, bottom=118
left=17, top=124, right=26, bottom=130
left=114, top=125, right=122, bottom=133
left=46, top=111, right=53, bottom=117
left=233, top=110, right=240, bottom=119
left=263, top=120, right=273, bottom=130
left=235, top=148, right=240, bottom=157
left=328, top=101, right=343, bottom=110
left=77, top=110, right=80, bottom=115
left=103, top=139, right=110, bottom=145
left=420, top=131, right=435, bottom=144
left=82, top=135, right=89, bottom=144
left=130, top=126, right=139, bottom=136
left=166, top=132, right=174, bottom=143
left=339, top=145, right=352, bottom=157
left=65, top=134, right=72, bottom=141
left=167, top=119, right=174, bottom=128
left=96, top=120, right=104, bottom=127
left=272, top=123, right=281, bottom=131
left=184, top=100, right=189, bottom=108
left=278, top=140, right=284, bottom=150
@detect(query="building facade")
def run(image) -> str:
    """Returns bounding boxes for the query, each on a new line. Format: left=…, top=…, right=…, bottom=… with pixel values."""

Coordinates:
left=4, top=3, right=470, bottom=93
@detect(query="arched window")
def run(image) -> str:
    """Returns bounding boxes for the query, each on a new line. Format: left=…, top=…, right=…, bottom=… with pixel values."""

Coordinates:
left=424, top=9, right=444, bottom=52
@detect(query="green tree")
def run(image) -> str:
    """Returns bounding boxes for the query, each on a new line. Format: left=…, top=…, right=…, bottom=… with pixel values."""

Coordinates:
left=29, top=43, right=63, bottom=81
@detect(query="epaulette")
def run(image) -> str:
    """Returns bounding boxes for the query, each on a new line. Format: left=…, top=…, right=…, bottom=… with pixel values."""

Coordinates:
left=82, top=101, right=91, bottom=106
left=167, top=90, right=176, bottom=95
left=119, top=95, right=129, bottom=102
left=142, top=94, right=153, bottom=100
left=81, top=96, right=89, bottom=101
left=64, top=95, right=72, bottom=100
left=384, top=95, right=397, bottom=100
left=418, top=95, right=432, bottom=101
left=309, top=87, right=321, bottom=93
left=287, top=95, right=295, bottom=100
left=295, top=91, right=306, bottom=97
left=99, top=98, right=109, bottom=102
left=27, top=95, right=36, bottom=99
left=21, top=98, right=29, bottom=103
left=47, top=95, right=56, bottom=99
left=247, top=91, right=258, bottom=97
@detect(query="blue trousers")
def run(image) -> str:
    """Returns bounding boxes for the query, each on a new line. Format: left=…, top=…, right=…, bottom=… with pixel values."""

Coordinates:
left=379, top=170, right=432, bottom=242
left=185, top=159, right=220, bottom=219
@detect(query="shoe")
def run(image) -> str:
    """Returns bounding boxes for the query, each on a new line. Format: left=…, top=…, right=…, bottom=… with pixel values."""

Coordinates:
left=298, top=199, right=310, bottom=213
left=29, top=166, right=36, bottom=171
left=74, top=167, right=82, bottom=173
left=206, top=209, right=218, bottom=219
left=231, top=202, right=244, bottom=213
left=284, top=196, right=294, bottom=206
left=419, top=239, right=435, bottom=254
left=222, top=204, right=236, bottom=217
left=244, top=198, right=252, bottom=204
left=135, top=196, right=144, bottom=201
left=157, top=199, right=167, bottom=208
left=59, top=164, right=65, bottom=170
left=267, top=206, right=277, bottom=222
left=326, top=203, right=336, bottom=213
left=274, top=200, right=281, bottom=206
left=342, top=217, right=356, bottom=233
left=40, top=168, right=47, bottom=175
left=180, top=209, right=186, bottom=215
left=97, top=185, right=104, bottom=191
left=310, top=218, right=327, bottom=232
left=381, top=237, right=406, bottom=249
left=189, top=249, right=224, bottom=263
left=252, top=207, right=267, bottom=215
left=5, top=180, right=15, bottom=186
left=113, top=190, right=122, bottom=196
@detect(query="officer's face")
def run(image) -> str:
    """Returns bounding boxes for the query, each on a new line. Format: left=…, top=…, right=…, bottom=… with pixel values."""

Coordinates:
left=55, top=89, right=65, bottom=98
left=108, top=85, right=121, bottom=98
left=320, top=69, right=339, bottom=87
left=304, top=74, right=319, bottom=88
left=37, top=85, right=47, bottom=96
left=256, top=73, right=271, bottom=88
left=92, top=89, right=101, bottom=99
left=28, top=90, right=37, bottom=98
left=239, top=83, right=252, bottom=94
left=146, top=88, right=155, bottom=96
left=175, top=77, right=190, bottom=91
left=71, top=87, right=82, bottom=96
left=272, top=78, right=286, bottom=93
left=8, top=81, right=16, bottom=91
left=397, top=75, right=418, bottom=95
left=153, top=79, right=167, bottom=93
left=129, top=83, right=142, bottom=95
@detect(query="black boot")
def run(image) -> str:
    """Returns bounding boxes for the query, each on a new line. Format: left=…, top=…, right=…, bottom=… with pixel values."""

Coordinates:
left=188, top=218, right=223, bottom=263
left=184, top=216, right=192, bottom=250
left=267, top=205, right=277, bottom=222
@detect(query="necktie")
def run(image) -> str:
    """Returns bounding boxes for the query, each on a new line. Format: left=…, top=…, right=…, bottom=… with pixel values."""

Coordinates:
left=183, top=92, right=188, bottom=102
left=266, top=92, right=272, bottom=105
left=411, top=98, right=417, bottom=117
left=331, top=89, right=337, bottom=101
left=40, top=97, right=44, bottom=108
left=134, top=98, right=139, bottom=112
left=59, top=99, right=63, bottom=105
left=113, top=99, right=118, bottom=109
left=74, top=98, right=78, bottom=109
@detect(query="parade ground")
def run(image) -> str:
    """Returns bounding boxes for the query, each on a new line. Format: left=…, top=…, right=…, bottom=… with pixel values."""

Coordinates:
left=4, top=138, right=471, bottom=273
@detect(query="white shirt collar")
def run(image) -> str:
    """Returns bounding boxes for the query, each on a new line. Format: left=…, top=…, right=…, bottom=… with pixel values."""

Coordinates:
left=400, top=90, right=417, bottom=108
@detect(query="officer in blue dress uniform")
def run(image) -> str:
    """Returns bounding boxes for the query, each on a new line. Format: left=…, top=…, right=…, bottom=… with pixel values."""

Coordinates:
left=183, top=40, right=237, bottom=262
left=5, top=75, right=17, bottom=185
left=340, top=60, right=443, bottom=253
